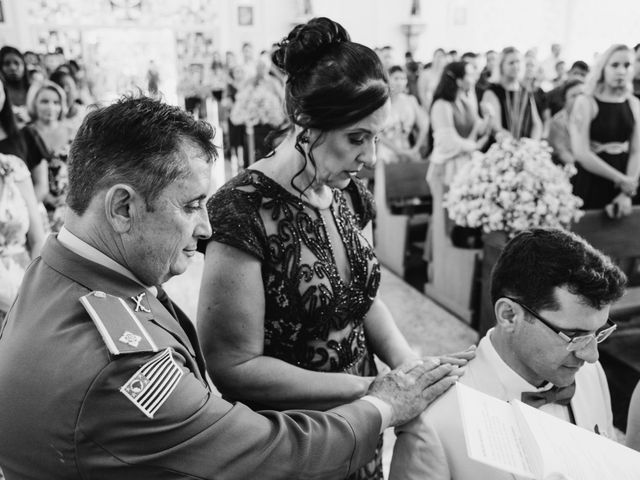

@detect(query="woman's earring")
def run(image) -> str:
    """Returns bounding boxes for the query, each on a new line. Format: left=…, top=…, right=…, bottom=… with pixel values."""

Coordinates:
left=300, top=135, right=310, bottom=144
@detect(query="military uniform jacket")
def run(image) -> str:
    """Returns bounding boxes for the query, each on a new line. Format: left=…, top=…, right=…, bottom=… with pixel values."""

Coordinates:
left=0, top=236, right=380, bottom=479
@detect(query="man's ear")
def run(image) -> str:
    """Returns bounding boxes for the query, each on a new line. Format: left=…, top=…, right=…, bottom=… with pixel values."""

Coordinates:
left=494, top=298, right=518, bottom=332
left=104, top=184, right=139, bottom=234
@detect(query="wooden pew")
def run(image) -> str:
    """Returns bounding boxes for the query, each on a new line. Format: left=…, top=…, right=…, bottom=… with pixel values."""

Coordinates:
left=373, top=160, right=431, bottom=278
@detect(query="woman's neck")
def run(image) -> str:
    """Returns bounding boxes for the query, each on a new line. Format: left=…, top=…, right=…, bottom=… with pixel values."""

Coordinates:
left=251, top=134, right=333, bottom=208
left=501, top=78, right=520, bottom=90
left=35, top=118, right=57, bottom=130
left=599, top=84, right=627, bottom=101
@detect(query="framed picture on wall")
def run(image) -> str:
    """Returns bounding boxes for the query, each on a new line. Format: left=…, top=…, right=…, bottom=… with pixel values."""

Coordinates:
left=238, top=5, right=253, bottom=26
left=0, top=0, right=5, bottom=23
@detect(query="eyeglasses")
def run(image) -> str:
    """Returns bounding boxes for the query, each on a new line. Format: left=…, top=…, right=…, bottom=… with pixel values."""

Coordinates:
left=504, top=296, right=617, bottom=352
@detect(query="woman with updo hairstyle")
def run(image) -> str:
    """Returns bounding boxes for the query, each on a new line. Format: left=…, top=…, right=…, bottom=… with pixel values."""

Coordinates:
left=197, top=17, right=451, bottom=480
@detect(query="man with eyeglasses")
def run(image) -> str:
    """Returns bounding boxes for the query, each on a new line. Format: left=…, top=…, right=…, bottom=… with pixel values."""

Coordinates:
left=389, top=228, right=627, bottom=480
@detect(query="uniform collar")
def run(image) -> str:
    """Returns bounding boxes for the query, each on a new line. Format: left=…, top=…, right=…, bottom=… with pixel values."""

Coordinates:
left=58, top=227, right=156, bottom=296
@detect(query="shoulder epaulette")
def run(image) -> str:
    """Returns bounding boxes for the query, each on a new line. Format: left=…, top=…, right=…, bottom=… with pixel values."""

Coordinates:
left=80, top=291, right=159, bottom=355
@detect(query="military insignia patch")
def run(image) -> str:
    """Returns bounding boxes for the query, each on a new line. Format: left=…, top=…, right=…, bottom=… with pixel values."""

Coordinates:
left=80, top=291, right=158, bottom=355
left=120, top=348, right=184, bottom=418
left=119, top=331, right=142, bottom=347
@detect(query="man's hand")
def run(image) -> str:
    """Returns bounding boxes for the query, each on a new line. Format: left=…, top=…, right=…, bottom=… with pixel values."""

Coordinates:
left=367, top=358, right=457, bottom=427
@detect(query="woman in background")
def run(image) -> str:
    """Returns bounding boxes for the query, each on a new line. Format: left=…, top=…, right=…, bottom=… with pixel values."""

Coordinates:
left=0, top=46, right=31, bottom=126
left=547, top=78, right=584, bottom=166
left=22, top=81, right=74, bottom=232
left=481, top=46, right=542, bottom=141
left=379, top=65, right=428, bottom=162
left=0, top=76, right=27, bottom=161
left=426, top=61, right=492, bottom=268
left=570, top=43, right=639, bottom=215
left=50, top=68, right=87, bottom=136
left=0, top=153, right=45, bottom=321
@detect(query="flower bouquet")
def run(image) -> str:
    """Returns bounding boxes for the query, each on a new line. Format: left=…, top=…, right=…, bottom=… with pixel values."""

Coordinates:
left=444, top=138, right=584, bottom=236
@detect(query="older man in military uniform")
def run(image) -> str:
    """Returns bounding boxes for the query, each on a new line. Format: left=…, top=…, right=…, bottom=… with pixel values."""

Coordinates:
left=0, top=96, right=468, bottom=479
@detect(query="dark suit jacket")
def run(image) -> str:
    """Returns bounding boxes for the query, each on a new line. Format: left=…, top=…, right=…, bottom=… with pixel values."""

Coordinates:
left=0, top=236, right=380, bottom=479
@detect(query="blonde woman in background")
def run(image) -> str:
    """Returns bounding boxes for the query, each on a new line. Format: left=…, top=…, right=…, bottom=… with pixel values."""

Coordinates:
left=21, top=81, right=75, bottom=232
left=570, top=43, right=640, bottom=216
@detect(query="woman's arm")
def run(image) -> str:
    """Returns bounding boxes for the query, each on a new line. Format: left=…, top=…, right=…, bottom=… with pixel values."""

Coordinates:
left=569, top=95, right=637, bottom=193
left=548, top=117, right=575, bottom=164
left=30, top=161, right=48, bottom=202
left=431, top=100, right=477, bottom=159
left=364, top=297, right=418, bottom=369
left=480, top=89, right=505, bottom=138
left=360, top=221, right=417, bottom=368
left=625, top=96, right=640, bottom=181
left=196, top=241, right=373, bottom=411
left=16, top=176, right=45, bottom=257
left=528, top=97, right=543, bottom=141
left=410, top=95, right=429, bottom=153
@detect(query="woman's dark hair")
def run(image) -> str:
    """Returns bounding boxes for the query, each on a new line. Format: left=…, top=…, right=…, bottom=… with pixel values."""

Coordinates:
left=0, top=75, right=21, bottom=139
left=388, top=65, right=404, bottom=76
left=0, top=46, right=29, bottom=91
left=270, top=17, right=389, bottom=193
left=432, top=61, right=467, bottom=104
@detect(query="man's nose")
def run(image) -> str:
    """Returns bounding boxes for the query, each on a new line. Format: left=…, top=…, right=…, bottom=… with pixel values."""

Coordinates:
left=574, top=338, right=599, bottom=363
left=195, top=208, right=212, bottom=240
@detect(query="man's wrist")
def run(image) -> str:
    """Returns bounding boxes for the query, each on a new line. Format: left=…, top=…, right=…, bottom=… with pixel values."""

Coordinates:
left=360, top=395, right=393, bottom=433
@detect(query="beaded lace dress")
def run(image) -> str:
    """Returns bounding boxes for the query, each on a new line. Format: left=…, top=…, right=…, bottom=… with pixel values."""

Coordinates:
left=204, top=169, right=384, bottom=479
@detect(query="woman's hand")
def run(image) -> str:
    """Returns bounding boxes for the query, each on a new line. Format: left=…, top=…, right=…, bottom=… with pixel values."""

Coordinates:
left=617, top=175, right=638, bottom=197
left=606, top=192, right=633, bottom=219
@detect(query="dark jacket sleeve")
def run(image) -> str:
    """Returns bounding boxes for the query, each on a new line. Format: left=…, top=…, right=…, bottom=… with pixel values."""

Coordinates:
left=76, top=349, right=381, bottom=479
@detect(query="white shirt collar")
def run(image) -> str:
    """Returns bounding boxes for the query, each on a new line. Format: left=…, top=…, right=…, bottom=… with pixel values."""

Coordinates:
left=479, top=329, right=550, bottom=399
left=57, top=226, right=155, bottom=294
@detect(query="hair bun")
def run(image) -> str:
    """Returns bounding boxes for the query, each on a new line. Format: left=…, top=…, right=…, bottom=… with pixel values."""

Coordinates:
left=272, top=17, right=350, bottom=79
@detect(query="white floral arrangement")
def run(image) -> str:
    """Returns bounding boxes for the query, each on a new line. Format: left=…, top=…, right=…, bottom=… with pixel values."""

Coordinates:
left=444, top=138, right=584, bottom=236
left=230, top=81, right=286, bottom=128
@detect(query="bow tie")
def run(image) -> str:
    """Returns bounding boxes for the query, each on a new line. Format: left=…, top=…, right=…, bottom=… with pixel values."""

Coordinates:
left=521, top=382, right=576, bottom=408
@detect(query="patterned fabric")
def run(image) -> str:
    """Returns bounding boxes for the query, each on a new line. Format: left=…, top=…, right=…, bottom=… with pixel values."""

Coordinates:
left=204, top=169, right=383, bottom=479
left=0, top=154, right=31, bottom=318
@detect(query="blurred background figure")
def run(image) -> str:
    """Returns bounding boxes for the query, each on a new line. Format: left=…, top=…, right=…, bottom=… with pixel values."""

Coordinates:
left=22, top=81, right=75, bottom=232
left=548, top=78, right=585, bottom=166
left=633, top=43, right=640, bottom=100
left=570, top=43, right=639, bottom=215
left=0, top=153, right=45, bottom=322
left=0, top=46, right=31, bottom=127
left=50, top=68, right=87, bottom=135
left=0, top=75, right=27, bottom=161
left=417, top=48, right=448, bottom=112
left=379, top=65, right=428, bottom=163
left=546, top=60, right=590, bottom=116
left=481, top=46, right=542, bottom=141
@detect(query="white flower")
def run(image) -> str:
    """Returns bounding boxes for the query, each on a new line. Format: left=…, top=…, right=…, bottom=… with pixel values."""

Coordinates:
left=443, top=138, right=584, bottom=236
